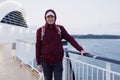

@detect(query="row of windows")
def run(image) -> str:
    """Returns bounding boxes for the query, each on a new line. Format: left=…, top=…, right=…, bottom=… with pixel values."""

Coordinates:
left=0, top=11, right=27, bottom=28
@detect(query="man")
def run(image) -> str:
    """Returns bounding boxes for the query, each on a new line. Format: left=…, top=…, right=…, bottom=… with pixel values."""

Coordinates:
left=36, top=9, right=86, bottom=80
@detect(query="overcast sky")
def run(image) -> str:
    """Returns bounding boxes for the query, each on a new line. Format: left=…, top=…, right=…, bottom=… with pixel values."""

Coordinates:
left=16, top=0, right=120, bottom=35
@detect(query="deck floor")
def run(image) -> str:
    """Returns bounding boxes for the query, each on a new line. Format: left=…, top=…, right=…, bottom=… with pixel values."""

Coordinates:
left=0, top=44, right=39, bottom=80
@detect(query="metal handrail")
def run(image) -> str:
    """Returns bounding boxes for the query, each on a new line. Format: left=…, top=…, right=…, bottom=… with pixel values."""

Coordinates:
left=65, top=50, right=120, bottom=65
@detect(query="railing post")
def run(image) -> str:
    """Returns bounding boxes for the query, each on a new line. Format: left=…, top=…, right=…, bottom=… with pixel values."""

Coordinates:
left=106, top=62, right=111, bottom=80
left=64, top=48, right=68, bottom=80
left=64, top=48, right=71, bottom=80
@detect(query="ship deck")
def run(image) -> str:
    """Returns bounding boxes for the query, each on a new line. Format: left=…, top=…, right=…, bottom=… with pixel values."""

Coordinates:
left=0, top=44, right=40, bottom=80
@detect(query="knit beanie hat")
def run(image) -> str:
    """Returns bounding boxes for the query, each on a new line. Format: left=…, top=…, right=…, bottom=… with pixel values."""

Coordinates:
left=45, top=9, right=56, bottom=22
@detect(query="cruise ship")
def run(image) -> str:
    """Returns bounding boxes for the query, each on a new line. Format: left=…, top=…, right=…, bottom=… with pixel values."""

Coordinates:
left=0, top=0, right=120, bottom=80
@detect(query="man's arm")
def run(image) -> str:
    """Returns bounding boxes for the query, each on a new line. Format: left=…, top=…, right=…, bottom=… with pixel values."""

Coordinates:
left=36, top=28, right=43, bottom=72
left=61, top=26, right=85, bottom=54
left=36, top=28, right=42, bottom=65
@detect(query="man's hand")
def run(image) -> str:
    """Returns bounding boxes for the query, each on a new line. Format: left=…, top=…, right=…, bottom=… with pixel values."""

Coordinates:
left=80, top=50, right=86, bottom=56
left=37, top=65, right=43, bottom=72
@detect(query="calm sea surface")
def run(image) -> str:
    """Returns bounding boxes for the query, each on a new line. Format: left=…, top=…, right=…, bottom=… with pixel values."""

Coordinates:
left=68, top=39, right=120, bottom=60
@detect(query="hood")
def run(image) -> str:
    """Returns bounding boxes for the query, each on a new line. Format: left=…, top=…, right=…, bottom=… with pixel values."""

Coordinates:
left=44, top=9, right=57, bottom=26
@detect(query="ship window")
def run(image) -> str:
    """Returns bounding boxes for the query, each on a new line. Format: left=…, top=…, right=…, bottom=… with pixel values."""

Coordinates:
left=0, top=11, right=27, bottom=28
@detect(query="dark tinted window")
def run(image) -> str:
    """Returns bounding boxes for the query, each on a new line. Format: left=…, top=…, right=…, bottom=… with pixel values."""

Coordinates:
left=0, top=11, right=27, bottom=28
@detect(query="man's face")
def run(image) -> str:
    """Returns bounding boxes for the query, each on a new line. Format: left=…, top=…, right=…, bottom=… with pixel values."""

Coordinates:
left=46, top=15, right=55, bottom=24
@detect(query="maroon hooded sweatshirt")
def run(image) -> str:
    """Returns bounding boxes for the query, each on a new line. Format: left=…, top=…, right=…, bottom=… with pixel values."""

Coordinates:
left=36, top=9, right=84, bottom=65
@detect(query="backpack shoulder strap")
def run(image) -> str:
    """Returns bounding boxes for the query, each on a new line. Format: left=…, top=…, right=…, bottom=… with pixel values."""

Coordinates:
left=56, top=25, right=61, bottom=37
left=41, top=26, right=45, bottom=40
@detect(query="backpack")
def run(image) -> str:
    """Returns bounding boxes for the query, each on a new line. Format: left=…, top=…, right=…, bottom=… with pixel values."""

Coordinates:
left=41, top=25, right=61, bottom=40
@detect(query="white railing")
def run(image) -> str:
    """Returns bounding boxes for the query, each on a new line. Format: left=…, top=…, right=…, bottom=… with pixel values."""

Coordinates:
left=15, top=40, right=44, bottom=80
left=64, top=49, right=120, bottom=80
left=15, top=40, right=120, bottom=80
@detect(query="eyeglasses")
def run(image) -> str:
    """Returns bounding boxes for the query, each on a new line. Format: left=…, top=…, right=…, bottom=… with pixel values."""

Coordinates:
left=46, top=15, right=55, bottom=18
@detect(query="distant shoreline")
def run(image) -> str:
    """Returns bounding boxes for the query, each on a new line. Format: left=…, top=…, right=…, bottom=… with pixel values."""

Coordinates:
left=72, top=34, right=120, bottom=39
